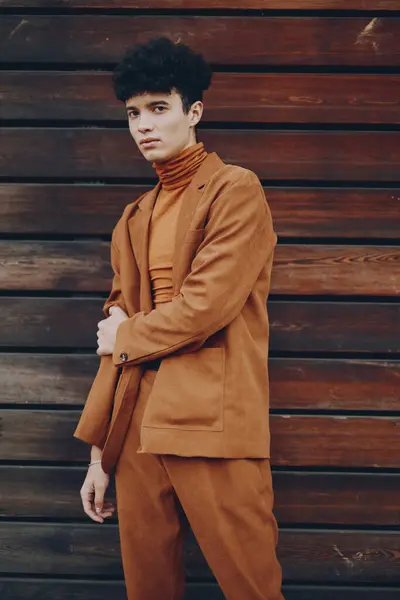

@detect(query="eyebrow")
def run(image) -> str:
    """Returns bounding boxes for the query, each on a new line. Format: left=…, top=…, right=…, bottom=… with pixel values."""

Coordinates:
left=126, top=100, right=170, bottom=111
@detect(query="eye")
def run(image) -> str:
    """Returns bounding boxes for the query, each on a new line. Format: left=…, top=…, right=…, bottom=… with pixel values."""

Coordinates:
left=128, top=111, right=138, bottom=119
left=154, top=106, right=167, bottom=113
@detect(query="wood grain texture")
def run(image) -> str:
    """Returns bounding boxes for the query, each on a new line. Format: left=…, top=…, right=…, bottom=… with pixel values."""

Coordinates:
left=2, top=72, right=400, bottom=124
left=0, top=354, right=95, bottom=405
left=269, top=358, right=400, bottom=411
left=1, top=466, right=399, bottom=525
left=1, top=298, right=399, bottom=353
left=0, top=522, right=399, bottom=582
left=1, top=410, right=400, bottom=467
left=0, top=580, right=398, bottom=600
left=2, top=1, right=400, bottom=9
left=1, top=241, right=399, bottom=295
left=269, top=301, right=400, bottom=354
left=1, top=184, right=399, bottom=238
left=2, top=129, right=400, bottom=181
left=2, top=16, right=400, bottom=66
left=1, top=355, right=399, bottom=411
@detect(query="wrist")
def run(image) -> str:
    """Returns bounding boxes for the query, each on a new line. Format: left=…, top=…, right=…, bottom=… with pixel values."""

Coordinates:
left=90, top=445, right=102, bottom=461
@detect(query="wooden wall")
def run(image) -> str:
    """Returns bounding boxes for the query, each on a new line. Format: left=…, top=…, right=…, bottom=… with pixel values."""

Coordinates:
left=1, top=1, right=400, bottom=598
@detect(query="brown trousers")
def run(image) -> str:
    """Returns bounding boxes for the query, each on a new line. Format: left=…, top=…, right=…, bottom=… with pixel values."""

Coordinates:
left=114, top=369, right=284, bottom=600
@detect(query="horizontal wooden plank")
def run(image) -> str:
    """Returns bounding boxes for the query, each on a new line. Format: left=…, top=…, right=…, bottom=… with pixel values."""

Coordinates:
left=2, top=355, right=399, bottom=411
left=2, top=16, right=400, bottom=66
left=187, top=529, right=400, bottom=583
left=1, top=410, right=400, bottom=467
left=1, top=184, right=399, bottom=238
left=269, top=358, right=400, bottom=411
left=0, top=354, right=95, bottom=406
left=1, top=129, right=400, bottom=181
left=1, top=241, right=399, bottom=295
left=0, top=580, right=223, bottom=600
left=0, top=580, right=398, bottom=600
left=1, top=466, right=399, bottom=525
left=1, top=298, right=399, bottom=353
left=2, top=72, right=400, bottom=124
left=273, top=245, right=400, bottom=295
left=0, top=241, right=112, bottom=292
left=269, top=301, right=400, bottom=354
left=2, top=1, right=400, bottom=10
left=0, top=523, right=399, bottom=582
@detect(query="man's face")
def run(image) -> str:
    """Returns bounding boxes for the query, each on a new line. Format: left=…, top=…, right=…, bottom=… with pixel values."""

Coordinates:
left=125, top=90, right=203, bottom=164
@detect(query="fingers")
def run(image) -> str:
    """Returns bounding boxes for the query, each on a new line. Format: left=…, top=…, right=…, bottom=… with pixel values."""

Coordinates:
left=94, top=483, right=107, bottom=517
left=109, top=305, right=128, bottom=318
left=80, top=483, right=104, bottom=523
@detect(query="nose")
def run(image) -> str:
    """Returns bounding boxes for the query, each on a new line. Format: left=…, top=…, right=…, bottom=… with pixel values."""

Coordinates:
left=137, top=114, right=153, bottom=133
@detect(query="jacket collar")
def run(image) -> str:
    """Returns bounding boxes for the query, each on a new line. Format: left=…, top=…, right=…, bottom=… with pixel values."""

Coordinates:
left=137, top=151, right=224, bottom=213
left=128, top=152, right=225, bottom=312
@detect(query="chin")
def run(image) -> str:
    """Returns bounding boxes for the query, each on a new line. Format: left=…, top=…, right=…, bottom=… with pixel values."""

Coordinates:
left=139, top=147, right=164, bottom=162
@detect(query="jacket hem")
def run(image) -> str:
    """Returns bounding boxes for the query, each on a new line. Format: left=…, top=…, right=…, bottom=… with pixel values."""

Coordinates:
left=139, top=426, right=270, bottom=459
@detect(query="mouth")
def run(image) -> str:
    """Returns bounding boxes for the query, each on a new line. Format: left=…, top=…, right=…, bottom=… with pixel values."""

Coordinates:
left=140, top=139, right=160, bottom=149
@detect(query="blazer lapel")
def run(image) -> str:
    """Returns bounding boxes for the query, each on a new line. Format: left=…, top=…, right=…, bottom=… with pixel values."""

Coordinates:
left=127, top=151, right=225, bottom=308
left=128, top=181, right=161, bottom=313
left=172, top=152, right=225, bottom=292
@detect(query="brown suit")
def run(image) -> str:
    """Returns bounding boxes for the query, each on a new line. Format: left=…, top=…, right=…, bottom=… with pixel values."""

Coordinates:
left=74, top=152, right=284, bottom=600
left=74, top=152, right=277, bottom=470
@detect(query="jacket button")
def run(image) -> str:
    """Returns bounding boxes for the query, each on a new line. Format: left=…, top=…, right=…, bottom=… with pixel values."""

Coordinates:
left=120, top=352, right=128, bottom=362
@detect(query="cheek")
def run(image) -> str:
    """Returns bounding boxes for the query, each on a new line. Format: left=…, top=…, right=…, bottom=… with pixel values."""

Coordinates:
left=128, top=121, right=138, bottom=139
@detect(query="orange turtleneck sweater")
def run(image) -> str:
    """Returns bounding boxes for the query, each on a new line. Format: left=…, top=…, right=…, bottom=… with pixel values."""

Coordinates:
left=148, top=141, right=208, bottom=306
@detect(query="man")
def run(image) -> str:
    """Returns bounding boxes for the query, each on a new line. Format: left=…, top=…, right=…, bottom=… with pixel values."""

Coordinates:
left=74, top=36, right=284, bottom=600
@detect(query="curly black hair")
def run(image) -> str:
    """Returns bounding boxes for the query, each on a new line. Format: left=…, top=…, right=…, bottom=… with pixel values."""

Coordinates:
left=113, top=37, right=213, bottom=113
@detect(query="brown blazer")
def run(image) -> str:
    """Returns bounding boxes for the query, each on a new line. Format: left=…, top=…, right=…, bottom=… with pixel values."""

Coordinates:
left=73, top=152, right=277, bottom=473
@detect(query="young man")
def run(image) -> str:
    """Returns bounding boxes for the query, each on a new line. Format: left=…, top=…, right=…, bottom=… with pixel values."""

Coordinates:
left=74, top=37, right=284, bottom=600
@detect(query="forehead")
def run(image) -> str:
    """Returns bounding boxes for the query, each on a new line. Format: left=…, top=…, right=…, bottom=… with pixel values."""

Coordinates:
left=125, top=90, right=181, bottom=108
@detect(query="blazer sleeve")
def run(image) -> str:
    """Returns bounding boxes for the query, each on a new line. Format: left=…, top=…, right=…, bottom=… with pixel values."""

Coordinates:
left=73, top=225, right=127, bottom=448
left=112, top=169, right=277, bottom=367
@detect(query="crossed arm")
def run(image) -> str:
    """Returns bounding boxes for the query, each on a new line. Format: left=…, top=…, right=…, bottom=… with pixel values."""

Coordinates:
left=97, top=170, right=277, bottom=363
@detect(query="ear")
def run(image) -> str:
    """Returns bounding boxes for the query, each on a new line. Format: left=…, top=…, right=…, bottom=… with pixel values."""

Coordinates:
left=189, top=100, right=204, bottom=127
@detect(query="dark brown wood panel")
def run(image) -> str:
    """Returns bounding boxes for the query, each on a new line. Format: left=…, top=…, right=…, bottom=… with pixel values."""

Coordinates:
left=2, top=129, right=400, bottom=181
left=1, top=241, right=399, bottom=295
left=0, top=523, right=399, bottom=582
left=187, top=529, right=400, bottom=583
left=269, top=358, right=400, bottom=411
left=2, top=1, right=400, bottom=9
left=0, top=354, right=95, bottom=406
left=1, top=298, right=399, bottom=353
left=3, top=72, right=400, bottom=124
left=269, top=414, right=400, bottom=467
left=2, top=410, right=399, bottom=466
left=269, top=301, right=400, bottom=354
left=0, top=580, right=398, bottom=600
left=1, top=184, right=399, bottom=238
left=2, top=16, right=400, bottom=66
left=0, top=298, right=102, bottom=348
left=0, top=580, right=223, bottom=600
left=0, top=241, right=112, bottom=292
left=1, top=466, right=399, bottom=525
left=273, top=245, right=400, bottom=295
left=2, top=355, right=399, bottom=411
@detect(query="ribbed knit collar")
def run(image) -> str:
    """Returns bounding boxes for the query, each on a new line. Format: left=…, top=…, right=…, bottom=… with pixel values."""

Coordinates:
left=153, top=142, right=208, bottom=190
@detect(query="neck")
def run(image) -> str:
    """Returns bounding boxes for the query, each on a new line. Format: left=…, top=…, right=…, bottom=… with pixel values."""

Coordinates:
left=153, top=142, right=208, bottom=190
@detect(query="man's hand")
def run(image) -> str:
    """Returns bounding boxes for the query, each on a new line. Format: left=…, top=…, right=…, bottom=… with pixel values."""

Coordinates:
left=97, top=305, right=128, bottom=356
left=80, top=463, right=115, bottom=523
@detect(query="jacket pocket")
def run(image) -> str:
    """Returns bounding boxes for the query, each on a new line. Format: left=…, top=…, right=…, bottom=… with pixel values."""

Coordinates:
left=142, top=347, right=225, bottom=431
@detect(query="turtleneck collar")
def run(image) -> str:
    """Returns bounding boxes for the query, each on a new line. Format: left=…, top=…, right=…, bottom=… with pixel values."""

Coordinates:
left=153, top=142, right=208, bottom=190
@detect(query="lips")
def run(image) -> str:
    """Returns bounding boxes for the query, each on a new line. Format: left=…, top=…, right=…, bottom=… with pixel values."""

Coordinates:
left=140, top=139, right=160, bottom=146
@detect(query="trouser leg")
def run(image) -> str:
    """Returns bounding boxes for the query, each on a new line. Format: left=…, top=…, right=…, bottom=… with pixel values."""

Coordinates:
left=163, top=455, right=284, bottom=600
left=114, top=370, right=185, bottom=600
